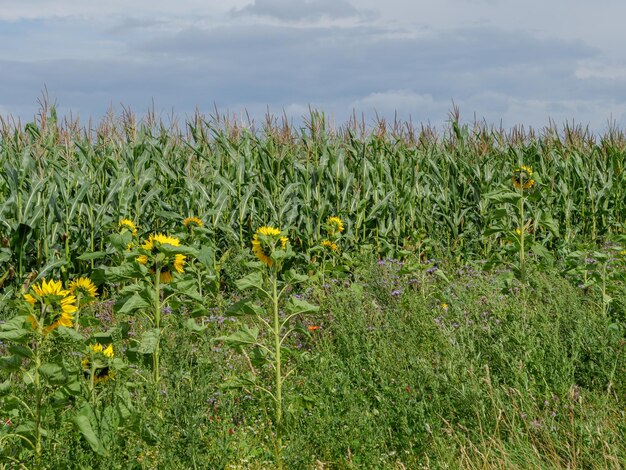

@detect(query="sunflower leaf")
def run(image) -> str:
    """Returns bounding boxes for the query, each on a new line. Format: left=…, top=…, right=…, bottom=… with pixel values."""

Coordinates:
left=73, top=405, right=106, bottom=456
left=236, top=272, right=264, bottom=291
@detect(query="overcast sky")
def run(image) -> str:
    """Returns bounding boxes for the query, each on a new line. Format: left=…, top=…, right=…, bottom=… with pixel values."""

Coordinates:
left=0, top=0, right=624, bottom=131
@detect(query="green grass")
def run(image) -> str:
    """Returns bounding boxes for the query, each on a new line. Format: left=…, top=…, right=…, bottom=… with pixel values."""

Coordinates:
left=3, top=258, right=620, bottom=469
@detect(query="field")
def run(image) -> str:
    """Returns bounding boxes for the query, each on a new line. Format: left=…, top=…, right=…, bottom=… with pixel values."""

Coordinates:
left=0, top=107, right=625, bottom=469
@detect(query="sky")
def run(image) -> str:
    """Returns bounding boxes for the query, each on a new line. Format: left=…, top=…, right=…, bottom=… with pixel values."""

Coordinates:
left=0, top=0, right=625, bottom=131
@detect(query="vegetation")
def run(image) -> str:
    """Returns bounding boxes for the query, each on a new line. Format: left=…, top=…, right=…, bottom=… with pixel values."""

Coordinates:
left=0, top=105, right=624, bottom=468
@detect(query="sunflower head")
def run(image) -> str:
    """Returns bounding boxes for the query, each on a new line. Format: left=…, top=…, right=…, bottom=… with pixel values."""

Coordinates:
left=137, top=233, right=186, bottom=280
left=325, top=216, right=345, bottom=235
left=83, top=343, right=115, bottom=384
left=183, top=216, right=203, bottom=229
left=321, top=239, right=338, bottom=251
left=69, top=277, right=98, bottom=303
left=119, top=219, right=138, bottom=236
left=251, top=226, right=288, bottom=267
left=512, top=165, right=535, bottom=190
left=160, top=270, right=174, bottom=284
left=23, top=278, right=76, bottom=334
left=140, top=233, right=181, bottom=253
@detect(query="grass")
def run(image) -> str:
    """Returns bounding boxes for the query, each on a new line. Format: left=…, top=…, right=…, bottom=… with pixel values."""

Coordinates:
left=3, top=256, right=620, bottom=469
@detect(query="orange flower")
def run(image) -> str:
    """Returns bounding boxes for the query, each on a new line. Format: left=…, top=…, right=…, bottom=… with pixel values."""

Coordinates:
left=308, top=325, right=321, bottom=332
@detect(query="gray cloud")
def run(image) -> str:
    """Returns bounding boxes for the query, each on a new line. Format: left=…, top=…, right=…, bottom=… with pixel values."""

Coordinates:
left=0, top=12, right=624, bottom=131
left=106, top=18, right=165, bottom=35
left=232, top=0, right=364, bottom=21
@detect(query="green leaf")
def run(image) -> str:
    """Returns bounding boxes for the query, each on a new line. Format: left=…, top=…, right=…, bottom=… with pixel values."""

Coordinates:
left=137, top=328, right=160, bottom=354
left=184, top=318, right=207, bottom=332
left=0, top=355, right=21, bottom=372
left=530, top=243, right=554, bottom=262
left=283, top=269, right=308, bottom=284
left=54, top=326, right=86, bottom=342
left=108, top=232, right=133, bottom=252
left=77, top=251, right=107, bottom=261
left=226, top=299, right=264, bottom=317
left=485, top=189, right=522, bottom=205
left=0, top=248, right=11, bottom=263
left=73, top=406, right=106, bottom=456
left=538, top=211, right=560, bottom=237
left=39, top=363, right=68, bottom=385
left=158, top=244, right=198, bottom=258
left=0, top=380, right=12, bottom=396
left=220, top=372, right=257, bottom=389
left=285, top=297, right=319, bottom=316
left=236, top=272, right=264, bottom=291
left=433, top=269, right=450, bottom=283
left=215, top=326, right=259, bottom=348
left=196, top=245, right=215, bottom=268
left=0, top=315, right=31, bottom=342
left=95, top=263, right=147, bottom=283
left=250, top=346, right=269, bottom=368
left=34, top=259, right=66, bottom=282
left=116, top=293, right=150, bottom=314
left=8, top=344, right=33, bottom=359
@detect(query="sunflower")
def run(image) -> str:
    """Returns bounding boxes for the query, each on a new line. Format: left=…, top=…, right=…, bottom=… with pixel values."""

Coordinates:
left=512, top=165, right=535, bottom=190
left=183, top=216, right=203, bottom=228
left=141, top=233, right=180, bottom=252
left=160, top=270, right=174, bottom=284
left=321, top=239, right=338, bottom=251
left=82, top=343, right=115, bottom=384
left=23, top=278, right=77, bottom=334
left=69, top=277, right=98, bottom=301
left=326, top=216, right=345, bottom=235
left=251, top=226, right=288, bottom=267
left=137, top=233, right=186, bottom=282
left=119, top=219, right=138, bottom=236
left=173, top=254, right=186, bottom=273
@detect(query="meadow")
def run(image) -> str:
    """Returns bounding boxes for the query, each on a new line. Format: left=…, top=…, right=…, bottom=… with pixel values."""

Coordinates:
left=0, top=106, right=624, bottom=469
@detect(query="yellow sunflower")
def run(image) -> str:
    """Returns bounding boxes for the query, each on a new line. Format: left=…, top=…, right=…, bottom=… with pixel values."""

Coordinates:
left=160, top=270, right=174, bottom=284
left=326, top=216, right=345, bottom=235
left=173, top=254, right=186, bottom=273
left=512, top=165, right=535, bottom=190
left=251, top=226, right=288, bottom=267
left=183, top=216, right=203, bottom=228
left=69, top=277, right=98, bottom=300
left=141, top=233, right=181, bottom=251
left=321, top=239, right=338, bottom=251
left=119, top=219, right=138, bottom=236
left=23, top=278, right=77, bottom=333
left=82, top=343, right=115, bottom=384
left=137, top=233, right=186, bottom=280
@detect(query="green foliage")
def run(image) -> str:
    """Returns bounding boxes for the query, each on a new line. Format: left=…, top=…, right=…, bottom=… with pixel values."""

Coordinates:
left=0, top=109, right=625, bottom=468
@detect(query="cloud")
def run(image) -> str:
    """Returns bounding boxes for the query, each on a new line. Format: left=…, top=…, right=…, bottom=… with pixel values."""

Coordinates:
left=232, top=0, right=364, bottom=22
left=351, top=90, right=438, bottom=113
left=575, top=61, right=626, bottom=81
left=106, top=18, right=165, bottom=35
left=0, top=13, right=623, bottom=131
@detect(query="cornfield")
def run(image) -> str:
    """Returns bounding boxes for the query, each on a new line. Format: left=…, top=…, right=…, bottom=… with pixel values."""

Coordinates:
left=2, top=107, right=624, bottom=287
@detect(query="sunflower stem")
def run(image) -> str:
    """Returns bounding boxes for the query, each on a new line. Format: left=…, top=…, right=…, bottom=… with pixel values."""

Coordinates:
left=271, top=267, right=283, bottom=469
left=33, top=304, right=45, bottom=469
left=154, top=266, right=161, bottom=389
left=74, top=293, right=82, bottom=332
left=90, top=353, right=96, bottom=405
